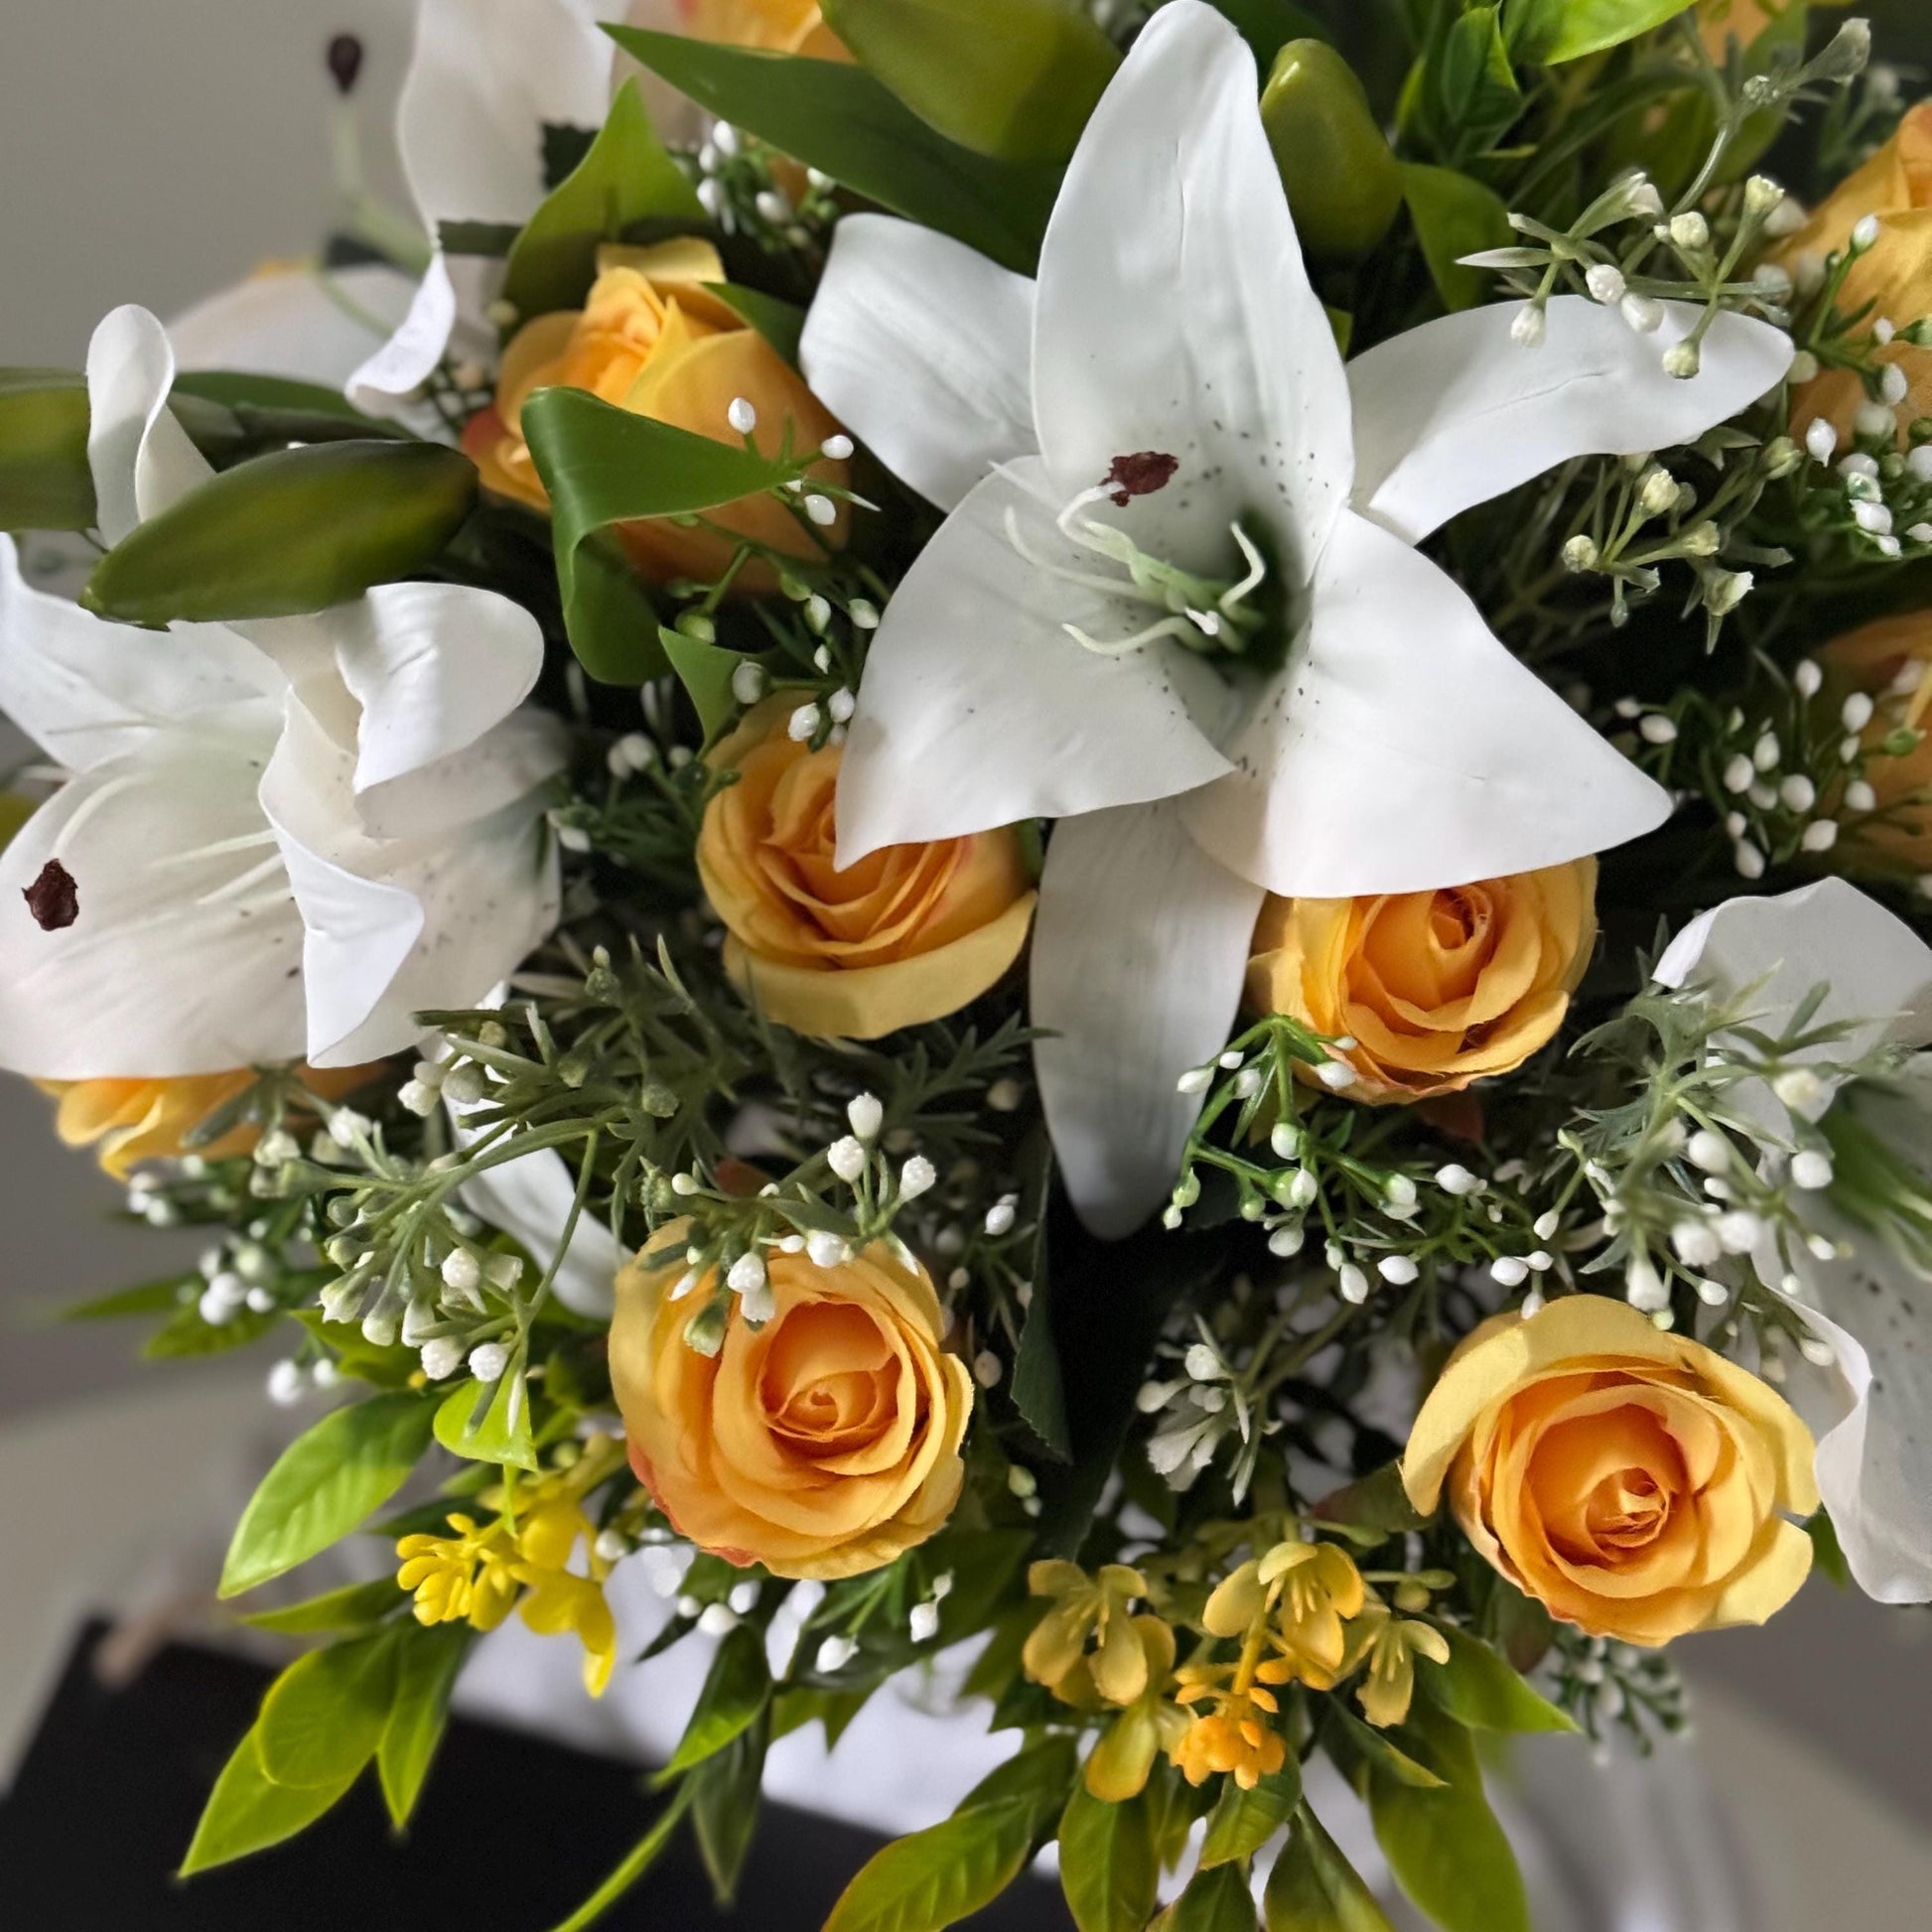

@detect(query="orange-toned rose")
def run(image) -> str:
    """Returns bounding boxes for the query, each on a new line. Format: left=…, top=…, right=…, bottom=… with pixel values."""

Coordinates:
left=468, top=241, right=850, bottom=584
left=41, top=1065, right=376, bottom=1180
left=1823, top=612, right=1932, bottom=872
left=609, top=1226, right=972, bottom=1580
left=670, top=0, right=848, bottom=59
left=1245, top=862, right=1596, bottom=1102
left=697, top=697, right=1036, bottom=1039
left=1777, top=101, right=1932, bottom=441
left=1403, top=1297, right=1818, bottom=1646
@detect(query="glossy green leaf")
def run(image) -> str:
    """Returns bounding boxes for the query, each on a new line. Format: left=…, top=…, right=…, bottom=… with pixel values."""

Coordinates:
left=966, top=1734, right=1079, bottom=1817
left=1261, top=42, right=1403, bottom=260
left=1401, top=162, right=1513, bottom=312
left=660, top=625, right=761, bottom=742
left=239, top=1578, right=408, bottom=1636
left=1058, top=1786, right=1158, bottom=1932
left=1263, top=1806, right=1395, bottom=1932
left=820, top=0, right=1116, bottom=162
left=692, top=1710, right=769, bottom=1905
left=256, top=1631, right=397, bottom=1788
left=1010, top=1187, right=1071, bottom=1460
left=1152, top=1860, right=1259, bottom=1932
left=171, top=369, right=375, bottom=420
left=1418, top=1626, right=1576, bottom=1735
left=823, top=1798, right=1046, bottom=1932
left=180, top=1726, right=357, bottom=1875
left=1323, top=1702, right=1446, bottom=1788
left=433, top=1374, right=538, bottom=1472
left=0, top=370, right=95, bottom=531
left=1504, top=0, right=1688, bottom=64
left=82, top=440, right=477, bottom=624
left=1434, top=6, right=1522, bottom=157
left=1807, top=1506, right=1852, bottom=1588
left=705, top=283, right=807, bottom=367
left=1313, top=1462, right=1428, bottom=1542
left=219, top=1392, right=435, bottom=1597
left=604, top=26, right=1060, bottom=274
left=520, top=384, right=794, bottom=683
left=1199, top=1762, right=1302, bottom=1868
left=60, top=1276, right=193, bottom=1322
left=662, top=1623, right=772, bottom=1776
left=504, top=79, right=703, bottom=320
left=378, top=1622, right=472, bottom=1830
left=1368, top=1708, right=1529, bottom=1932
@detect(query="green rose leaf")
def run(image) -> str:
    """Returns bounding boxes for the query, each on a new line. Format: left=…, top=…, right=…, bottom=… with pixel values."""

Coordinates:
left=378, top=1622, right=473, bottom=1830
left=0, top=370, right=95, bottom=531
left=603, top=25, right=1059, bottom=274
left=819, top=0, right=1118, bottom=163
left=503, top=79, right=703, bottom=321
left=1504, top=0, right=1690, bottom=65
left=1417, top=1625, right=1577, bottom=1735
left=81, top=440, right=478, bottom=624
left=1198, top=1760, right=1303, bottom=1868
left=1152, top=1859, right=1260, bottom=1932
left=255, top=1630, right=399, bottom=1789
left=1058, top=1785, right=1158, bottom=1932
left=219, top=1392, right=436, bottom=1597
left=662, top=1622, right=773, bottom=1776
left=1262, top=1806, right=1396, bottom=1932
left=520, top=384, right=797, bottom=684
left=180, top=1726, right=359, bottom=1875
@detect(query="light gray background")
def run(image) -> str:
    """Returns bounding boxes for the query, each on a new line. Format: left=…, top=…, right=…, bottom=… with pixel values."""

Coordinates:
left=0, top=0, right=1926, bottom=1843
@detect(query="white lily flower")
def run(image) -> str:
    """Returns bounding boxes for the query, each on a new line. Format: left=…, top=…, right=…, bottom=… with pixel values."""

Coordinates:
left=1655, top=877, right=1932, bottom=1604
left=169, top=263, right=422, bottom=392
left=347, top=0, right=617, bottom=417
left=0, top=306, right=567, bottom=1079
left=800, top=0, right=1792, bottom=1235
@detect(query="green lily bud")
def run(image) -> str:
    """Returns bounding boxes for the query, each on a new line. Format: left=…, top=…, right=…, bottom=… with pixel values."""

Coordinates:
left=1261, top=40, right=1402, bottom=261
left=820, top=0, right=1118, bottom=163
left=0, top=370, right=95, bottom=531
left=81, top=439, right=478, bottom=625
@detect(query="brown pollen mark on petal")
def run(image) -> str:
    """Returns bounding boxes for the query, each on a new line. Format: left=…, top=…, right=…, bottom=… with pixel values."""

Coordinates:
left=1106, top=451, right=1180, bottom=507
left=24, top=860, right=77, bottom=931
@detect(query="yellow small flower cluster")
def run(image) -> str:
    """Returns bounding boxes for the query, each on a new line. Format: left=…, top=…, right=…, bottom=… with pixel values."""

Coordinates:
left=1024, top=1540, right=1451, bottom=1799
left=396, top=1434, right=629, bottom=1696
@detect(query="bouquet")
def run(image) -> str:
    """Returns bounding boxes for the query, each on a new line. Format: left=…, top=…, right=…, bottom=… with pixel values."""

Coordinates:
left=3, top=0, right=1928, bottom=1925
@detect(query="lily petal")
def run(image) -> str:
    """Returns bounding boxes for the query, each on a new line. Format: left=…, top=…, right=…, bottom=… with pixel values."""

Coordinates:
left=85, top=306, right=211, bottom=541
left=800, top=214, right=1038, bottom=512
left=1180, top=510, right=1671, bottom=896
left=0, top=539, right=274, bottom=770
left=1034, top=799, right=1265, bottom=1237
left=836, top=459, right=1238, bottom=867
left=169, top=265, right=421, bottom=388
left=1032, top=0, right=1353, bottom=585
left=0, top=716, right=308, bottom=1078
left=1349, top=299, right=1795, bottom=545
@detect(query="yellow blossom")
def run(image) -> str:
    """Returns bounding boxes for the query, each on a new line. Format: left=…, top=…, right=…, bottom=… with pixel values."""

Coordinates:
left=1083, top=1618, right=1189, bottom=1802
left=396, top=1513, right=520, bottom=1631
left=1340, top=1598, right=1450, bottom=1730
left=516, top=1565, right=621, bottom=1696
left=1172, top=1663, right=1288, bottom=1790
left=1204, top=1540, right=1366, bottom=1693
left=1023, top=1561, right=1151, bottom=1705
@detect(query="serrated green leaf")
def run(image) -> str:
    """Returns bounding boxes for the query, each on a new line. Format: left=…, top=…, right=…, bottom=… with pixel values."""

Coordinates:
left=662, top=1623, right=771, bottom=1776
left=1058, top=1786, right=1157, bottom=1932
left=82, top=440, right=477, bottom=624
left=433, top=1374, right=537, bottom=1472
left=1367, top=1706, right=1528, bottom=1932
left=61, top=1276, right=195, bottom=1322
left=604, top=26, right=1059, bottom=274
left=1418, top=1626, right=1576, bottom=1735
left=378, top=1622, right=472, bottom=1830
left=692, top=1709, right=769, bottom=1906
left=520, top=385, right=792, bottom=683
left=255, top=1630, right=397, bottom=1789
left=0, top=370, right=94, bottom=531
left=1152, top=1860, right=1259, bottom=1932
left=1199, top=1762, right=1302, bottom=1868
left=219, top=1392, right=435, bottom=1597
left=179, top=1726, right=357, bottom=1875
left=1503, top=0, right=1688, bottom=65
left=239, top=1578, right=407, bottom=1635
left=1263, top=1806, right=1395, bottom=1932
left=504, top=79, right=703, bottom=320
left=704, top=283, right=807, bottom=366
left=1400, top=162, right=1512, bottom=312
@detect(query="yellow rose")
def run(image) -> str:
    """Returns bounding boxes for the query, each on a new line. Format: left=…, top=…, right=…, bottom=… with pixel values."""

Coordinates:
left=1245, top=861, right=1597, bottom=1103
left=1777, top=101, right=1932, bottom=441
left=1822, top=612, right=1932, bottom=871
left=1402, top=1297, right=1819, bottom=1646
left=609, top=1225, right=973, bottom=1580
left=40, top=1065, right=376, bottom=1181
left=697, top=697, right=1037, bottom=1039
left=668, top=0, right=848, bottom=58
left=469, top=241, right=851, bottom=585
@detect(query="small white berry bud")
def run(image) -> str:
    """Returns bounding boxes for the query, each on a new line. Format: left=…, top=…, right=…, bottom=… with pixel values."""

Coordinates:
left=1791, top=1150, right=1835, bottom=1190
left=470, top=1341, right=510, bottom=1383
left=805, top=1230, right=851, bottom=1270
left=1805, top=417, right=1840, bottom=464
left=816, top=1635, right=859, bottom=1672
left=1378, top=1255, right=1419, bottom=1286
left=727, top=395, right=759, bottom=435
left=822, top=433, right=856, bottom=461
left=828, top=1136, right=868, bottom=1184
left=1511, top=305, right=1547, bottom=347
left=899, top=1156, right=937, bottom=1200
left=847, top=1092, right=885, bottom=1141
left=1436, top=1164, right=1481, bottom=1196
left=909, top=1601, right=941, bottom=1643
left=420, top=1336, right=466, bottom=1381
left=1586, top=263, right=1627, bottom=306
left=1620, top=293, right=1665, bottom=335
left=727, top=1251, right=767, bottom=1295
left=731, top=660, right=766, bottom=705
